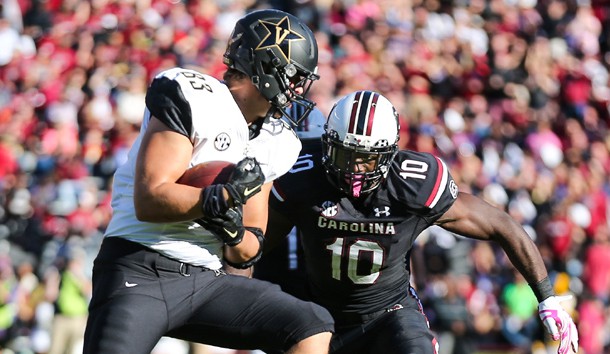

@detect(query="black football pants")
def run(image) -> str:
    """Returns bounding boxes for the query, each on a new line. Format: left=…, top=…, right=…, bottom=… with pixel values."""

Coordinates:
left=330, top=288, right=438, bottom=354
left=83, top=237, right=334, bottom=354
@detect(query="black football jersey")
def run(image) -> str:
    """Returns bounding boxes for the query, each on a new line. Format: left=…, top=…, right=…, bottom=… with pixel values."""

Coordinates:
left=270, top=139, right=459, bottom=315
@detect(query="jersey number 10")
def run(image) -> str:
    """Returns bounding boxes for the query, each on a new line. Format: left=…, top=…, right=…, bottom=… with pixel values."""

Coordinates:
left=326, top=238, right=383, bottom=285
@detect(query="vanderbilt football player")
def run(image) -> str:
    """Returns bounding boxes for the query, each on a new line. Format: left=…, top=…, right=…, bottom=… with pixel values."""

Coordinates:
left=84, top=9, right=333, bottom=354
left=267, top=91, right=578, bottom=354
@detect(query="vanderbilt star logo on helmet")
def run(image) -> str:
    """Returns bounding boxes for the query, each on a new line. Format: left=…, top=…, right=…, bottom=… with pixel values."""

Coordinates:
left=255, top=16, right=305, bottom=62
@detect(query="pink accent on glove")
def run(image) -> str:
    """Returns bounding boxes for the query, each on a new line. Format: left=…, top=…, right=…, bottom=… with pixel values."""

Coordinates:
left=538, top=295, right=579, bottom=354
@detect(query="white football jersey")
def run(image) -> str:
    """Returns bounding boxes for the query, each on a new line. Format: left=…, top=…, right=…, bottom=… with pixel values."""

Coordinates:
left=104, top=67, right=301, bottom=269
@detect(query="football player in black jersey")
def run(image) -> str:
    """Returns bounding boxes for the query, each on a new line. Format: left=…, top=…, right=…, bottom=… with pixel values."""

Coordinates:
left=265, top=91, right=578, bottom=354
left=253, top=105, right=325, bottom=300
left=83, top=9, right=334, bottom=354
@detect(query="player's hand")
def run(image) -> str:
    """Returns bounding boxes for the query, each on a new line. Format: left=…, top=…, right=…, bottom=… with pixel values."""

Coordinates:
left=225, top=157, right=264, bottom=206
left=197, top=207, right=245, bottom=246
left=538, top=295, right=579, bottom=354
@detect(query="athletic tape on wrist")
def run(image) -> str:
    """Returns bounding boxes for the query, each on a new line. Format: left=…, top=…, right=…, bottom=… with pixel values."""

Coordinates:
left=530, top=276, right=554, bottom=302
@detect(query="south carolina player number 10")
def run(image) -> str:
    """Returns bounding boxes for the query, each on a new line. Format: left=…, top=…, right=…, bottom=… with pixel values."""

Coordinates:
left=326, top=239, right=383, bottom=285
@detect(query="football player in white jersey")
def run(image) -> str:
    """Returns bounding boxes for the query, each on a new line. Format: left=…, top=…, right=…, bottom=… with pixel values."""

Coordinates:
left=265, top=91, right=578, bottom=354
left=83, top=9, right=333, bottom=354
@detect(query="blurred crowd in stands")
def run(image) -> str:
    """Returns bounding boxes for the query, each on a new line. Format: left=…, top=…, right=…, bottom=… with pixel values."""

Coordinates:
left=1, top=0, right=610, bottom=353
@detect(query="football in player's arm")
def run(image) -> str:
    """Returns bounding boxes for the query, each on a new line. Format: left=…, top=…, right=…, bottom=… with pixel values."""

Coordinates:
left=264, top=90, right=578, bottom=354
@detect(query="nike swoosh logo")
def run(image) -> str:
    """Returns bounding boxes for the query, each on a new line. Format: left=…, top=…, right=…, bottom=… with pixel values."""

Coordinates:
left=125, top=281, right=138, bottom=288
left=223, top=228, right=238, bottom=239
left=243, top=186, right=259, bottom=197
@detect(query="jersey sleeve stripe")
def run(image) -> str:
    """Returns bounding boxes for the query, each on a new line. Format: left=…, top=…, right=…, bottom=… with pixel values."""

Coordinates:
left=424, top=156, right=449, bottom=208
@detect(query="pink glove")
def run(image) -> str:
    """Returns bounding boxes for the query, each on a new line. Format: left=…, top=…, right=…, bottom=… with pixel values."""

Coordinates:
left=538, top=295, right=579, bottom=354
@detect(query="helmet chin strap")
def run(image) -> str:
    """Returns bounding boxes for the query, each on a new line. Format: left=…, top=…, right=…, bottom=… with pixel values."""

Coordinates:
left=250, top=102, right=284, bottom=139
left=248, top=116, right=266, bottom=139
left=264, top=105, right=283, bottom=120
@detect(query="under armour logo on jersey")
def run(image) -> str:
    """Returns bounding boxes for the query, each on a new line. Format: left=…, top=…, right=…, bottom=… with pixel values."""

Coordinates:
left=374, top=206, right=390, bottom=217
left=321, top=201, right=338, bottom=217
left=256, top=16, right=305, bottom=62
left=214, top=133, right=231, bottom=151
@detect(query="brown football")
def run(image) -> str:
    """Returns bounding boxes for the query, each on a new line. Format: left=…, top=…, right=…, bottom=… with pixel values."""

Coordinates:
left=177, top=161, right=235, bottom=188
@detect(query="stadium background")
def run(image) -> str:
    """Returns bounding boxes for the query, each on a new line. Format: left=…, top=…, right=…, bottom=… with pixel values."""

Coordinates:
left=0, top=0, right=609, bottom=353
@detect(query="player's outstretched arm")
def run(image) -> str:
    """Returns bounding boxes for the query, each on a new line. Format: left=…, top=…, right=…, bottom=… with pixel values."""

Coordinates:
left=436, top=192, right=548, bottom=282
left=436, top=192, right=578, bottom=354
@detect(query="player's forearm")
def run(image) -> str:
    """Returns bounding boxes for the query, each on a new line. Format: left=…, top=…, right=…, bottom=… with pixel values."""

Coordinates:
left=134, top=183, right=205, bottom=222
left=492, top=215, right=549, bottom=285
left=443, top=193, right=549, bottom=284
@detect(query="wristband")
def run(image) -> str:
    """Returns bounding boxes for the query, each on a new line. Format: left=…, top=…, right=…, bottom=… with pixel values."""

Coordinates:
left=530, top=276, right=554, bottom=302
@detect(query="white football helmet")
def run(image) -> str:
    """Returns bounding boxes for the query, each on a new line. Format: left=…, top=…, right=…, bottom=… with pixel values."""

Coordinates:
left=322, top=91, right=399, bottom=197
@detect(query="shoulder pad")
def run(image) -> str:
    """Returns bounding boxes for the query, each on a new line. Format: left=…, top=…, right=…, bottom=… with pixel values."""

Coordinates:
left=386, top=150, right=458, bottom=214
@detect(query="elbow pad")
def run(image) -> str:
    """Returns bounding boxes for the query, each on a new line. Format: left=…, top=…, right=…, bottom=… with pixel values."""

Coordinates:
left=224, top=227, right=264, bottom=269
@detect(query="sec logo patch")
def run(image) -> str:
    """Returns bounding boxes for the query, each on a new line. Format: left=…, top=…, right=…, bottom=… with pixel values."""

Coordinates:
left=214, top=133, right=231, bottom=151
left=321, top=201, right=338, bottom=217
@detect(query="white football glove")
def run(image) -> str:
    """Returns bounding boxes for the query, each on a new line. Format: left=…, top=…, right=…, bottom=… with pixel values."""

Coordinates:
left=538, top=295, right=579, bottom=354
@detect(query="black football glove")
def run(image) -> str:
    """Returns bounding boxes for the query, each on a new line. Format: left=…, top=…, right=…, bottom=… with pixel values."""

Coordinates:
left=199, top=157, right=263, bottom=219
left=224, top=157, right=264, bottom=206
left=200, top=184, right=229, bottom=219
left=196, top=207, right=245, bottom=246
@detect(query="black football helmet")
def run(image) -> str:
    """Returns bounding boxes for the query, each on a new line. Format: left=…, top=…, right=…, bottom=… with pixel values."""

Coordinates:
left=223, top=9, right=319, bottom=126
left=322, top=91, right=400, bottom=198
